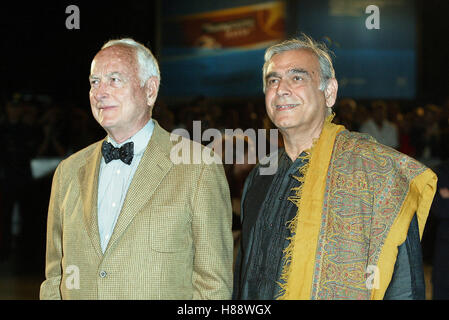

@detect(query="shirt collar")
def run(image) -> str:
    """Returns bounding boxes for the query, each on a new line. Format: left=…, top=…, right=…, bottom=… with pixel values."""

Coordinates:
left=107, top=119, right=155, bottom=156
left=279, top=148, right=308, bottom=166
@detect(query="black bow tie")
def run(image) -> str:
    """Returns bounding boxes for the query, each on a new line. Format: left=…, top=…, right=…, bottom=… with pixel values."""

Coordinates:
left=101, top=141, right=134, bottom=165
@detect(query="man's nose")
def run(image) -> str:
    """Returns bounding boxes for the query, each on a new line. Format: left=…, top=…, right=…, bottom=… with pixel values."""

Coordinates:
left=93, top=82, right=109, bottom=101
left=276, top=79, right=291, bottom=97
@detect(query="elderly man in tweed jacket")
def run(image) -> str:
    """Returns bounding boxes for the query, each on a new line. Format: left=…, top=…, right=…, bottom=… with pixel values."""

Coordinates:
left=40, top=38, right=233, bottom=299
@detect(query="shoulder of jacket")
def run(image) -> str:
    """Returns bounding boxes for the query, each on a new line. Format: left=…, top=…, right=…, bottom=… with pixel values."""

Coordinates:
left=57, top=140, right=103, bottom=171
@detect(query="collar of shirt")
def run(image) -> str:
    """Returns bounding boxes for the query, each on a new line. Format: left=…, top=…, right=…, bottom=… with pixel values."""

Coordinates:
left=103, top=118, right=155, bottom=164
left=259, top=148, right=308, bottom=175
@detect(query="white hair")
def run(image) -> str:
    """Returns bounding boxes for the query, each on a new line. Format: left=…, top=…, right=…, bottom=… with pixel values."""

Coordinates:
left=262, top=34, right=335, bottom=93
left=102, top=38, right=160, bottom=87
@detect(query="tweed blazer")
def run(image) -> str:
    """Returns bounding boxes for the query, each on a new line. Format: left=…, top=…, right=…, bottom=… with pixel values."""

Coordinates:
left=40, top=120, right=233, bottom=299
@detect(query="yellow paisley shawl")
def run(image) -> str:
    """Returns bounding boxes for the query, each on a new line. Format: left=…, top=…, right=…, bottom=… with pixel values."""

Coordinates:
left=278, top=120, right=437, bottom=300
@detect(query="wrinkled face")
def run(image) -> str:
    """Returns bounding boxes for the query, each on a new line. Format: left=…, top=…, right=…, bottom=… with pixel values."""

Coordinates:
left=89, top=45, right=152, bottom=139
left=264, top=49, right=336, bottom=134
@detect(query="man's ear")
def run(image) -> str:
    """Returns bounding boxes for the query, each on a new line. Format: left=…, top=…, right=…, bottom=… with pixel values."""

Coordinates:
left=145, top=76, right=159, bottom=107
left=324, top=78, right=338, bottom=108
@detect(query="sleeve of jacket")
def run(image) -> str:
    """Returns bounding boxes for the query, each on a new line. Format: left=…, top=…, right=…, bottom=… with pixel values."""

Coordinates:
left=191, top=162, right=233, bottom=299
left=232, top=166, right=256, bottom=300
left=39, top=162, right=64, bottom=300
left=383, top=214, right=426, bottom=300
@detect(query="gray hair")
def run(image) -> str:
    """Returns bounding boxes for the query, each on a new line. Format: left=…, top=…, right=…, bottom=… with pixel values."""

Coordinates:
left=102, top=38, right=160, bottom=87
left=262, top=34, right=335, bottom=92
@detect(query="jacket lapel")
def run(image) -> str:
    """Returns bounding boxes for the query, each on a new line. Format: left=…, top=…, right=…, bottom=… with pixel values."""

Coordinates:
left=78, top=141, right=104, bottom=258
left=105, top=122, right=173, bottom=252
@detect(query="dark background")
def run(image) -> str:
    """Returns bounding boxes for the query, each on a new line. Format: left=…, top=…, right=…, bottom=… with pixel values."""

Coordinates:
left=2, top=1, right=157, bottom=107
left=418, top=0, right=449, bottom=103
left=1, top=0, right=449, bottom=299
left=2, top=0, right=449, bottom=106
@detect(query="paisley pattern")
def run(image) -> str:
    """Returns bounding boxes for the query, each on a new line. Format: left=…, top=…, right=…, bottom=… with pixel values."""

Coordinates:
left=311, top=130, right=427, bottom=300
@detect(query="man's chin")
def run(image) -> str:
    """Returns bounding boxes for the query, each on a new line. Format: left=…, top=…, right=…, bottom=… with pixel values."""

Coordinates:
left=274, top=120, right=297, bottom=131
left=98, top=118, right=118, bottom=130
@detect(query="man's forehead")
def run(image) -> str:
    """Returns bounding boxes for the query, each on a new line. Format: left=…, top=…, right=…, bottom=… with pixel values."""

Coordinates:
left=100, top=44, right=135, bottom=57
left=91, top=45, right=136, bottom=74
left=267, top=48, right=319, bottom=73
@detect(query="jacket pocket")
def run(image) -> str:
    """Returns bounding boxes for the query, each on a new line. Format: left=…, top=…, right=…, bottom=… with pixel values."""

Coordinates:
left=148, top=205, right=191, bottom=253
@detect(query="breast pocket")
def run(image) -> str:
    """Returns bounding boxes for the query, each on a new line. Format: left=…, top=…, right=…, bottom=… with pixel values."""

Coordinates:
left=148, top=206, right=191, bottom=253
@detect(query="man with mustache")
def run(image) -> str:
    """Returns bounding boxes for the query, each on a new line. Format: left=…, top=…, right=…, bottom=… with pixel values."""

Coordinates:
left=233, top=34, right=437, bottom=300
left=40, top=38, right=233, bottom=299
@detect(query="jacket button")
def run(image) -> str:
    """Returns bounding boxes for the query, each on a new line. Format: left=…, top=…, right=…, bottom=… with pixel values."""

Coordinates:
left=99, top=270, right=107, bottom=278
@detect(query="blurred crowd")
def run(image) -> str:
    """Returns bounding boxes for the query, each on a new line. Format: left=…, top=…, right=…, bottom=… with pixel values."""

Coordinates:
left=333, top=97, right=449, bottom=167
left=1, top=92, right=449, bottom=297
left=0, top=93, right=104, bottom=269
